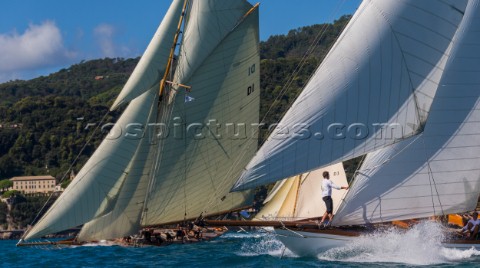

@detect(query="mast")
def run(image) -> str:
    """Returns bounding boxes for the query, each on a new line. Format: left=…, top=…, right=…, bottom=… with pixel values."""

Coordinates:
left=111, top=0, right=185, bottom=110
left=141, top=0, right=261, bottom=226
left=158, top=0, right=190, bottom=98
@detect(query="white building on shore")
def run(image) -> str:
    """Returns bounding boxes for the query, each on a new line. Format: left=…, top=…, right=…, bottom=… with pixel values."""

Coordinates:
left=10, top=175, right=57, bottom=195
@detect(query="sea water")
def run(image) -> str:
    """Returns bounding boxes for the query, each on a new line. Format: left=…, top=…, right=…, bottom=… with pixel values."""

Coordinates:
left=2, top=222, right=480, bottom=267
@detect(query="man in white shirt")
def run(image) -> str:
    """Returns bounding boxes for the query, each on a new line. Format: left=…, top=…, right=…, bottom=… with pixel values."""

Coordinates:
left=459, top=211, right=480, bottom=239
left=319, top=171, right=348, bottom=228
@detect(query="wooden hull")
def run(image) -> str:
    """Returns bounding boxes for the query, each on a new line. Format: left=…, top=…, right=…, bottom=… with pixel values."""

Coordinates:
left=443, top=239, right=480, bottom=250
left=17, top=227, right=227, bottom=248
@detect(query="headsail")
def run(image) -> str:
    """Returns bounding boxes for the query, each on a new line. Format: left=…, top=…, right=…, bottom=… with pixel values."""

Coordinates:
left=232, top=0, right=467, bottom=191
left=25, top=88, right=158, bottom=241
left=334, top=0, right=480, bottom=226
left=77, top=89, right=158, bottom=241
left=141, top=0, right=260, bottom=226
left=255, top=163, right=348, bottom=221
left=110, top=0, right=183, bottom=110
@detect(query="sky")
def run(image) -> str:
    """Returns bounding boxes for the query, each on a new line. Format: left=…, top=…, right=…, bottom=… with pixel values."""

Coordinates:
left=0, top=0, right=360, bottom=83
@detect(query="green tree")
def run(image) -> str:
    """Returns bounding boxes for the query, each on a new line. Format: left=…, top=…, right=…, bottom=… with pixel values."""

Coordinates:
left=0, top=180, right=13, bottom=191
left=2, top=190, right=20, bottom=198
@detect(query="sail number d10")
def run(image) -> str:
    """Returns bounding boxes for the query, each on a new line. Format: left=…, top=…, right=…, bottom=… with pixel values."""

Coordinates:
left=248, top=64, right=256, bottom=76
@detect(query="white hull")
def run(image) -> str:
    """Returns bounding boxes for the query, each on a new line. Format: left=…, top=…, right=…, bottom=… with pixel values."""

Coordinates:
left=275, top=228, right=480, bottom=257
left=274, top=229, right=354, bottom=257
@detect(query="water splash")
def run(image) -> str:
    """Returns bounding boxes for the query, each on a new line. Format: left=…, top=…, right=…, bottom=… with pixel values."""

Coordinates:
left=232, top=228, right=296, bottom=257
left=318, top=221, right=480, bottom=265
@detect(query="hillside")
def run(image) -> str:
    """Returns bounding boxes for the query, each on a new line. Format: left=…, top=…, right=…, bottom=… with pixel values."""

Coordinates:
left=0, top=15, right=355, bottom=182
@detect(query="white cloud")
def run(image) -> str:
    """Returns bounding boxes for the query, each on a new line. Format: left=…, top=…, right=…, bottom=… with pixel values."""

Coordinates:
left=0, top=21, right=75, bottom=73
left=94, top=23, right=134, bottom=58
left=94, top=23, right=117, bottom=57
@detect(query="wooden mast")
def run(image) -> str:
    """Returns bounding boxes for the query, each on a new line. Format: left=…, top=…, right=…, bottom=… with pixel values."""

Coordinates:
left=158, top=0, right=189, bottom=98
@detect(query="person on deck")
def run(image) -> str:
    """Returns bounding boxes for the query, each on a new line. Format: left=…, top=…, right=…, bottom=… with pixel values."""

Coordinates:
left=459, top=211, right=480, bottom=239
left=319, top=171, right=348, bottom=228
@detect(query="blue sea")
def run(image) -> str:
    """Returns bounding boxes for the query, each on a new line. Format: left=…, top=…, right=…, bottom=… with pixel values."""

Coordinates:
left=2, top=226, right=480, bottom=267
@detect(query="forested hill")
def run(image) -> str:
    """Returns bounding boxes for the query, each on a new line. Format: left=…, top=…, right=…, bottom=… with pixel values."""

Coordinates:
left=0, top=15, right=351, bottom=181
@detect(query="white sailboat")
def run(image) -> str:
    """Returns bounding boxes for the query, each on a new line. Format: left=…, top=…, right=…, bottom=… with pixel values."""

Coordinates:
left=233, top=0, right=480, bottom=256
left=18, top=0, right=261, bottom=245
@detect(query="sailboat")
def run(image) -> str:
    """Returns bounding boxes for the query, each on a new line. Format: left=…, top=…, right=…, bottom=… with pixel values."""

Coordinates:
left=232, top=0, right=480, bottom=256
left=17, top=0, right=261, bottom=246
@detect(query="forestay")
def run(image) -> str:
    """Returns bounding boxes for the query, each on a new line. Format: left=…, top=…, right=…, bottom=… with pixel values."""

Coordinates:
left=141, top=0, right=261, bottom=226
left=233, top=0, right=467, bottom=191
left=334, top=0, right=480, bottom=226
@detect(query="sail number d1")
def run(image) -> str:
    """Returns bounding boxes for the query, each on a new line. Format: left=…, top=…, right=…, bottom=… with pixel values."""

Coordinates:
left=247, top=64, right=256, bottom=96
left=247, top=84, right=255, bottom=96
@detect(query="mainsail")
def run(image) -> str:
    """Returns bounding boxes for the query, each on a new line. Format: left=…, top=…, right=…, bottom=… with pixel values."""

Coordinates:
left=23, top=0, right=260, bottom=242
left=255, top=163, right=348, bottom=221
left=233, top=0, right=467, bottom=191
left=333, top=0, right=480, bottom=226
left=142, top=0, right=260, bottom=226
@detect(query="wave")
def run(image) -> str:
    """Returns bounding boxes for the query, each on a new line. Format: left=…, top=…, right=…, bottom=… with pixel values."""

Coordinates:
left=318, top=221, right=480, bottom=265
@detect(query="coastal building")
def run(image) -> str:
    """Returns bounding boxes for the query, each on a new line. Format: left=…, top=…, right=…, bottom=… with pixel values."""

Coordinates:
left=10, top=175, right=56, bottom=195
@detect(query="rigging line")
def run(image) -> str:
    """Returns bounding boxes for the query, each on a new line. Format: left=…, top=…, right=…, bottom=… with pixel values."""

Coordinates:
left=144, top=84, right=179, bottom=218
left=23, top=108, right=111, bottom=240
left=420, top=133, right=445, bottom=216
left=142, top=86, right=176, bottom=223
left=203, top=1, right=351, bottom=214
left=257, top=0, right=349, bottom=141
left=357, top=134, right=422, bottom=174
left=211, top=0, right=350, bottom=198
left=335, top=156, right=367, bottom=218
left=183, top=95, right=188, bottom=221
left=142, top=1, right=190, bottom=223
left=187, top=4, right=265, bottom=214
left=335, top=134, right=422, bottom=222
left=212, top=0, right=347, bottom=197
left=175, top=2, right=257, bottom=84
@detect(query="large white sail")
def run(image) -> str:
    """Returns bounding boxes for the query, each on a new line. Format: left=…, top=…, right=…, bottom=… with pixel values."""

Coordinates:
left=77, top=89, right=158, bottom=241
left=110, top=0, right=183, bottom=110
left=232, top=0, right=467, bottom=191
left=334, top=0, right=480, bottom=226
left=25, top=88, right=158, bottom=240
left=255, top=163, right=348, bottom=220
left=141, top=0, right=260, bottom=226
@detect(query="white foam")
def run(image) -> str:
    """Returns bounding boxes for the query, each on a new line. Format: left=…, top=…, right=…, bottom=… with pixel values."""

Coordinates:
left=235, top=229, right=297, bottom=257
left=318, top=221, right=480, bottom=265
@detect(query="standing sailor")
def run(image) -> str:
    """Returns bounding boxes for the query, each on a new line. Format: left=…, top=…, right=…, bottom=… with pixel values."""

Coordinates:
left=319, top=171, right=348, bottom=227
